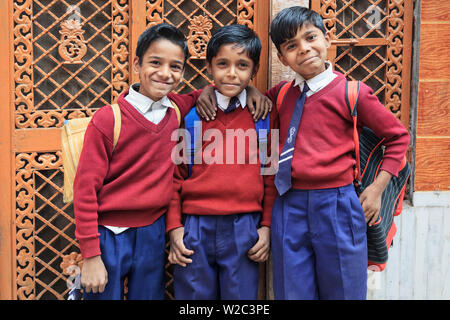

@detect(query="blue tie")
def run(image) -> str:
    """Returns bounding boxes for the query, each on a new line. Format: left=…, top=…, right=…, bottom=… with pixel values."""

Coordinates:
left=274, top=82, right=309, bottom=195
left=225, top=96, right=240, bottom=113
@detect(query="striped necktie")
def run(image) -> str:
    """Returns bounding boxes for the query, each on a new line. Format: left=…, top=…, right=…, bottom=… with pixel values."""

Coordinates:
left=224, top=96, right=240, bottom=113
left=274, top=82, right=309, bottom=195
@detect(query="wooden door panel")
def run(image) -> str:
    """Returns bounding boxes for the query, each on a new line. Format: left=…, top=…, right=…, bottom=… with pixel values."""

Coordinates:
left=312, top=0, right=413, bottom=129
left=6, top=0, right=269, bottom=300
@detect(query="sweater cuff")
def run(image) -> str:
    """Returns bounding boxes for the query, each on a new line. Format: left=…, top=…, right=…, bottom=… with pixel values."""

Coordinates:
left=78, top=237, right=101, bottom=259
left=380, top=157, right=404, bottom=178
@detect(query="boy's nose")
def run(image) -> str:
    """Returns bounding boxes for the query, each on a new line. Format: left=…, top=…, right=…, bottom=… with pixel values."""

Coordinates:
left=158, top=64, right=171, bottom=78
left=227, top=65, right=237, bottom=77
left=298, top=41, right=311, bottom=55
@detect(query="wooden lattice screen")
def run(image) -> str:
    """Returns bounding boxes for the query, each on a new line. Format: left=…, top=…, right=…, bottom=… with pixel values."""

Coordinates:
left=311, top=0, right=413, bottom=129
left=11, top=0, right=268, bottom=300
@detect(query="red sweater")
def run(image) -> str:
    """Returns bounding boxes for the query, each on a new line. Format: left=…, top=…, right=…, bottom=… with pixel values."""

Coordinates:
left=73, top=90, right=198, bottom=259
left=166, top=107, right=278, bottom=233
left=266, top=72, right=410, bottom=190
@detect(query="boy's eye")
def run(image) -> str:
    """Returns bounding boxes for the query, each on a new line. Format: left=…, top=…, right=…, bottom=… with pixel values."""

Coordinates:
left=239, top=62, right=249, bottom=68
left=307, top=34, right=317, bottom=41
left=149, top=60, right=160, bottom=66
left=171, top=64, right=183, bottom=71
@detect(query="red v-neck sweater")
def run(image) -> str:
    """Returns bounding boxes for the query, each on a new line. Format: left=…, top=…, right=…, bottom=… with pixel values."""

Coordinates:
left=73, top=90, right=198, bottom=258
left=266, top=72, right=409, bottom=190
left=166, top=107, right=278, bottom=233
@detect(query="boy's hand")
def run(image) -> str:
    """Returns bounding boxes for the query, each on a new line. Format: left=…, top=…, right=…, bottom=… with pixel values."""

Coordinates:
left=359, top=170, right=392, bottom=226
left=168, top=227, right=194, bottom=267
left=247, top=226, right=270, bottom=262
left=81, top=255, right=108, bottom=294
left=196, top=85, right=217, bottom=121
left=246, top=85, right=272, bottom=122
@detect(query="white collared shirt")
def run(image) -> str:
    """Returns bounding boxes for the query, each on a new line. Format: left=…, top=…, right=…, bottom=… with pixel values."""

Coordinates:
left=103, top=83, right=174, bottom=235
left=215, top=89, right=247, bottom=112
left=125, top=83, right=174, bottom=124
left=293, top=61, right=337, bottom=96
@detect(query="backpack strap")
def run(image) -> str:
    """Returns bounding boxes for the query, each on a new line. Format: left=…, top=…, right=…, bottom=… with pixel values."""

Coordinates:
left=184, top=108, right=202, bottom=177
left=254, top=115, right=270, bottom=174
left=276, top=81, right=292, bottom=111
left=111, top=103, right=121, bottom=150
left=169, top=99, right=181, bottom=126
left=345, top=80, right=362, bottom=187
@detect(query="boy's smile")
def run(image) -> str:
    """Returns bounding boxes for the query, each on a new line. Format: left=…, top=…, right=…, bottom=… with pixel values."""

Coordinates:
left=133, top=39, right=185, bottom=101
left=207, top=43, right=258, bottom=98
left=277, top=23, right=331, bottom=80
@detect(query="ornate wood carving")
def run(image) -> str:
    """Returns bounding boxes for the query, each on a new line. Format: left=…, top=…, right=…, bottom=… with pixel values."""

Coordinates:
left=187, top=15, right=212, bottom=59
left=13, top=0, right=130, bottom=129
left=58, top=19, right=87, bottom=64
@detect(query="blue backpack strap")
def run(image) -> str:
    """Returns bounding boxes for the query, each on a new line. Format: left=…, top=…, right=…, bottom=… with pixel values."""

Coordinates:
left=184, top=108, right=202, bottom=177
left=254, top=113, right=270, bottom=174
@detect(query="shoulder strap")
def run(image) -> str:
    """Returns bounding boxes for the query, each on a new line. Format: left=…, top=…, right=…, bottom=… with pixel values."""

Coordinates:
left=345, top=80, right=362, bottom=183
left=254, top=114, right=270, bottom=173
left=276, top=81, right=292, bottom=111
left=169, top=99, right=181, bottom=126
left=184, top=108, right=201, bottom=177
left=111, top=103, right=121, bottom=150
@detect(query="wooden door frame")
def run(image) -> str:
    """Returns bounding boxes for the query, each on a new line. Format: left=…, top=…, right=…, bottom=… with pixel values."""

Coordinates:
left=0, top=0, right=13, bottom=300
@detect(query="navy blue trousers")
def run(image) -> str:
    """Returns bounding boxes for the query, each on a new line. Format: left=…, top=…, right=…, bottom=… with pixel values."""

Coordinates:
left=83, top=215, right=166, bottom=300
left=271, top=184, right=367, bottom=300
left=174, top=213, right=260, bottom=300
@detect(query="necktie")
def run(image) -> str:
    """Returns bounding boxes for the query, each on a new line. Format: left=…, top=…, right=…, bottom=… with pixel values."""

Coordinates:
left=225, top=96, right=240, bottom=113
left=274, top=82, right=310, bottom=195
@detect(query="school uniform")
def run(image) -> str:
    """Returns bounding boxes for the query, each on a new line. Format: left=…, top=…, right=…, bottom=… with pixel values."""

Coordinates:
left=166, top=90, right=278, bottom=300
left=74, top=84, right=199, bottom=299
left=266, top=64, right=410, bottom=299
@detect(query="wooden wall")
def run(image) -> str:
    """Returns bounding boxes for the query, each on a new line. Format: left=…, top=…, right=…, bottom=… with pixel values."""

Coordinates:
left=415, top=1, right=450, bottom=191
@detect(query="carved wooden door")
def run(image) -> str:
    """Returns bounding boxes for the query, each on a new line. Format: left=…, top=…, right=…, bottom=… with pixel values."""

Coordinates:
left=0, top=0, right=269, bottom=300
left=311, top=0, right=414, bottom=129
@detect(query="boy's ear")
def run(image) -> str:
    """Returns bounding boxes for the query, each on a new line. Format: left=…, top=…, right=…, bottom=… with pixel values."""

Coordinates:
left=324, top=31, right=331, bottom=49
left=277, top=51, right=289, bottom=67
left=206, top=61, right=212, bottom=75
left=252, top=64, right=260, bottom=79
left=132, top=56, right=140, bottom=73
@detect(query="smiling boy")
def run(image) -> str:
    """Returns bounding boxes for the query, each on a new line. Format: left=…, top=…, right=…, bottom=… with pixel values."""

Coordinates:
left=167, top=24, right=278, bottom=300
left=73, top=23, right=202, bottom=300
left=266, top=6, right=409, bottom=299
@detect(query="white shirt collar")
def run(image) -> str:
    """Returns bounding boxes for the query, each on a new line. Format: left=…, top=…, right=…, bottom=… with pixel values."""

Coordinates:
left=215, top=89, right=247, bottom=112
left=127, top=83, right=173, bottom=114
left=293, top=61, right=334, bottom=93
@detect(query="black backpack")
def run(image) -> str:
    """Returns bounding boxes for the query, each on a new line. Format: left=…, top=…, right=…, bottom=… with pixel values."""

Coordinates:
left=345, top=80, right=411, bottom=271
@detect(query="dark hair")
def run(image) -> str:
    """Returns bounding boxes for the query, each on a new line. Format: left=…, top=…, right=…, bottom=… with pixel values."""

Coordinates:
left=135, top=23, right=188, bottom=65
left=270, top=6, right=327, bottom=52
left=206, top=24, right=261, bottom=69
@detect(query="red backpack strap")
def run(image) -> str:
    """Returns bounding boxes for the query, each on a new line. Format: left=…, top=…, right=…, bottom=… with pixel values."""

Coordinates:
left=345, top=80, right=361, bottom=183
left=276, top=81, right=292, bottom=111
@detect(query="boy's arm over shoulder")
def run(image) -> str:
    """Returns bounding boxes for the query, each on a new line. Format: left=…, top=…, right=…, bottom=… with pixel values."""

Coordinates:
left=73, top=106, right=115, bottom=259
left=168, top=89, right=203, bottom=119
left=356, top=82, right=410, bottom=177
left=265, top=81, right=289, bottom=106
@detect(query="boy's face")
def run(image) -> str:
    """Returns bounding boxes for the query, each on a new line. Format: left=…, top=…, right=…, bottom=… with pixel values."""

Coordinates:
left=277, top=23, right=331, bottom=80
left=207, top=43, right=258, bottom=98
left=133, top=39, right=185, bottom=101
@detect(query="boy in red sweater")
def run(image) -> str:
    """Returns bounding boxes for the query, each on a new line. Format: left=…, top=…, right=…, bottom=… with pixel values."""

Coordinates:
left=265, top=6, right=410, bottom=300
left=167, top=24, right=278, bottom=299
left=73, top=23, right=203, bottom=300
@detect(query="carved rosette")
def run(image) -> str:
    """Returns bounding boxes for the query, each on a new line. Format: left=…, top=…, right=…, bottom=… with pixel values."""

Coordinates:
left=58, top=19, right=87, bottom=64
left=60, top=252, right=83, bottom=276
left=187, top=15, right=212, bottom=59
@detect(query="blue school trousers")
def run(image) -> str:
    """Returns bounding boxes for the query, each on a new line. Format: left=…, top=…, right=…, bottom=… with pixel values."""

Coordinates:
left=174, top=213, right=260, bottom=300
left=83, top=215, right=166, bottom=300
left=271, top=183, right=367, bottom=300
